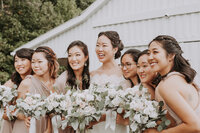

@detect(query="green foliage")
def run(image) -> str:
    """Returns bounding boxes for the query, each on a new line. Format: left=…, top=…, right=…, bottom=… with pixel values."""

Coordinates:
left=0, top=0, right=95, bottom=84
left=76, top=0, right=95, bottom=10
left=0, top=36, right=15, bottom=83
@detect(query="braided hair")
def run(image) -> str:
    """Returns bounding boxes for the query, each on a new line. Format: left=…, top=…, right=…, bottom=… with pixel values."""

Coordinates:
left=34, top=46, right=59, bottom=79
left=149, top=35, right=196, bottom=83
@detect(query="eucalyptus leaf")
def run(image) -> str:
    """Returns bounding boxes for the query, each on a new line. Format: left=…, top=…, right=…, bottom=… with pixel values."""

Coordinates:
left=157, top=125, right=163, bottom=132
left=117, top=108, right=123, bottom=114
left=165, top=119, right=171, bottom=126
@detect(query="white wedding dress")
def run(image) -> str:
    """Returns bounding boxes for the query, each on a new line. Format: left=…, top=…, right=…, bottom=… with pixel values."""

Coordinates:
left=87, top=74, right=131, bottom=133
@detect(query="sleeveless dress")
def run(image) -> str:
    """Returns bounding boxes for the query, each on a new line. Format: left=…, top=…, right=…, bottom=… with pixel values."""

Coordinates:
left=12, top=75, right=51, bottom=133
left=88, top=74, right=131, bottom=133
left=155, top=72, right=200, bottom=125
left=54, top=71, right=75, bottom=133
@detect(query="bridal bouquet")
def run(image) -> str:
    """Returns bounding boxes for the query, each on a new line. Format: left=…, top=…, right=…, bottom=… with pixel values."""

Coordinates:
left=45, top=91, right=68, bottom=115
left=101, top=83, right=126, bottom=131
left=15, top=93, right=46, bottom=119
left=62, top=89, right=102, bottom=133
left=123, top=84, right=169, bottom=133
left=15, top=93, right=47, bottom=133
left=45, top=91, right=70, bottom=133
left=0, top=84, right=18, bottom=120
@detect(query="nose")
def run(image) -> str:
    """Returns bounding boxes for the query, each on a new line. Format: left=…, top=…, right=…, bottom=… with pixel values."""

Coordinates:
left=137, top=67, right=143, bottom=73
left=72, top=55, right=77, bottom=61
left=97, top=46, right=103, bottom=51
left=122, top=66, right=127, bottom=71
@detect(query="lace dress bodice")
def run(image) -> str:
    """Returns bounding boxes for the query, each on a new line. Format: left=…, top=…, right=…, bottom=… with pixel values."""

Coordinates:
left=155, top=72, right=200, bottom=125
left=90, top=74, right=131, bottom=90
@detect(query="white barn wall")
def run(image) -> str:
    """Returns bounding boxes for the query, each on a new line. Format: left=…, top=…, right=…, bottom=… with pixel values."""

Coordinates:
left=13, top=0, right=200, bottom=74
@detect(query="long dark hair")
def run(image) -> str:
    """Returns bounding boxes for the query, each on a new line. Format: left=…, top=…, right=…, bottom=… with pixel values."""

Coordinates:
left=66, top=40, right=90, bottom=90
left=121, top=49, right=141, bottom=87
left=34, top=46, right=59, bottom=79
left=149, top=35, right=196, bottom=83
left=11, top=48, right=34, bottom=87
left=98, top=31, right=124, bottom=59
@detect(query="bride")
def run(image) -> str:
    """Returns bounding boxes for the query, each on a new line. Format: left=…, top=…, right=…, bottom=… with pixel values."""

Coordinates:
left=88, top=31, right=131, bottom=133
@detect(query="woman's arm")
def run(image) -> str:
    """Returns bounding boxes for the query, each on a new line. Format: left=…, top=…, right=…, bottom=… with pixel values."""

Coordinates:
left=155, top=76, right=200, bottom=133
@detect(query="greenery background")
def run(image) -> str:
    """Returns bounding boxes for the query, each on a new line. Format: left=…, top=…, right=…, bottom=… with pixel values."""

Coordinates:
left=0, top=0, right=95, bottom=84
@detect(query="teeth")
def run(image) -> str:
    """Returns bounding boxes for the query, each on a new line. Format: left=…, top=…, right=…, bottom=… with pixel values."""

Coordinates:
left=98, top=53, right=104, bottom=57
left=150, top=62, right=157, bottom=66
left=18, top=67, right=24, bottom=70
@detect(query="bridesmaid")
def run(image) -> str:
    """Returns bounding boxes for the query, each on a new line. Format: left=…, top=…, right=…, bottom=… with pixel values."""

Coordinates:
left=1, top=48, right=34, bottom=133
left=55, top=40, right=90, bottom=92
left=120, top=49, right=141, bottom=87
left=54, top=40, right=90, bottom=132
left=136, top=49, right=158, bottom=100
left=144, top=35, right=200, bottom=133
left=12, top=46, right=59, bottom=133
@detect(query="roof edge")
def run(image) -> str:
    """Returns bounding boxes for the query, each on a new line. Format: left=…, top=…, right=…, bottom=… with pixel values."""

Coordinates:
left=11, top=0, right=110, bottom=55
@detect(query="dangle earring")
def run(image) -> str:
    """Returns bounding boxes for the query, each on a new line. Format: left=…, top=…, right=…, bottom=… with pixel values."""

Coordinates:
left=84, top=63, right=87, bottom=66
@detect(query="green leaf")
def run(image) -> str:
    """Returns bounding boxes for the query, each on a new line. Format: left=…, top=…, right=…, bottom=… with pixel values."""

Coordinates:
left=165, top=119, right=171, bottom=126
left=157, top=125, right=163, bottom=132
left=117, top=108, right=123, bottom=114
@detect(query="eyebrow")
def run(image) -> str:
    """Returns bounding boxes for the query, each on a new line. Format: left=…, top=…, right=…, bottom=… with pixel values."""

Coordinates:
left=152, top=48, right=158, bottom=50
left=69, top=52, right=81, bottom=54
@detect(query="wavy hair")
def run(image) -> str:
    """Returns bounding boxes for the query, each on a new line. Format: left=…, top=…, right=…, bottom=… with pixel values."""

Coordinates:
left=34, top=46, right=59, bottom=79
left=66, top=41, right=90, bottom=90
left=149, top=35, right=196, bottom=83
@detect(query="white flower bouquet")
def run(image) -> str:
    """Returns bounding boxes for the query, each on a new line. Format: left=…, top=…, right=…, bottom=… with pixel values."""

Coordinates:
left=45, top=91, right=68, bottom=115
left=123, top=84, right=169, bottom=133
left=15, top=93, right=46, bottom=119
left=0, top=85, right=18, bottom=120
left=45, top=91, right=71, bottom=133
left=61, top=89, right=102, bottom=133
left=100, top=83, right=126, bottom=131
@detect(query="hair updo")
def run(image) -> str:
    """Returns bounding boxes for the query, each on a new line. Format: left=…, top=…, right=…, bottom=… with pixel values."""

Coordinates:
left=98, top=31, right=124, bottom=59
left=34, top=46, right=59, bottom=79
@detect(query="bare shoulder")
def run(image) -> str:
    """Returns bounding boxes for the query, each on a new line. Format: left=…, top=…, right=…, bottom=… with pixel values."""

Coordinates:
left=18, top=78, right=32, bottom=92
left=158, top=74, right=186, bottom=97
left=90, top=69, right=101, bottom=77
left=4, top=79, right=14, bottom=88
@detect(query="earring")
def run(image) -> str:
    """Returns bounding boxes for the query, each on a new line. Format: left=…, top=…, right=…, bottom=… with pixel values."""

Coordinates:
left=84, top=63, right=87, bottom=66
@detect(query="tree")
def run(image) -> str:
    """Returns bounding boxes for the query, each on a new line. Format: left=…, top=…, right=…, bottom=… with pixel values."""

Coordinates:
left=76, top=0, right=95, bottom=10
left=0, top=0, right=95, bottom=84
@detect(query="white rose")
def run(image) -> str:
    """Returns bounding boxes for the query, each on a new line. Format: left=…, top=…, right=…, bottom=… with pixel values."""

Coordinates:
left=83, top=106, right=96, bottom=115
left=79, top=101, right=86, bottom=108
left=130, top=122, right=138, bottom=132
left=134, top=114, right=141, bottom=123
left=24, top=97, right=33, bottom=105
left=146, top=121, right=157, bottom=128
left=85, top=94, right=94, bottom=102
left=111, top=96, right=122, bottom=107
